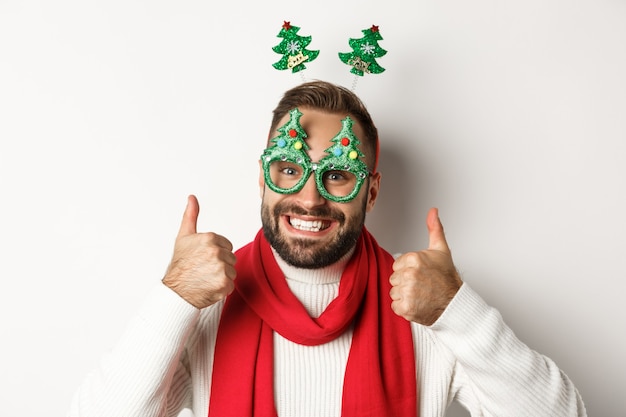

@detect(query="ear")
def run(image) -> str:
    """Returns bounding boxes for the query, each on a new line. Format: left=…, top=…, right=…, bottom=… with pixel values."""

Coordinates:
left=365, top=172, right=381, bottom=212
left=258, top=159, right=266, bottom=199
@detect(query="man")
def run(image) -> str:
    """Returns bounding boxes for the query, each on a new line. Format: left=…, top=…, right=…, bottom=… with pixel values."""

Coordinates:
left=68, top=81, right=586, bottom=416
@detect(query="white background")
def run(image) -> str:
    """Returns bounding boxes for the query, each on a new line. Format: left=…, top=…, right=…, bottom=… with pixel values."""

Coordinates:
left=1, top=1, right=624, bottom=416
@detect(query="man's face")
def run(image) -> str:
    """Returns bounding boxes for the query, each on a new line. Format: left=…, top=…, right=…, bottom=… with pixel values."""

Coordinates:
left=259, top=107, right=381, bottom=269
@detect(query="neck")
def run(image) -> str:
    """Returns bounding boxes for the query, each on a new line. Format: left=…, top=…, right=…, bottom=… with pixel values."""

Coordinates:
left=272, top=246, right=356, bottom=318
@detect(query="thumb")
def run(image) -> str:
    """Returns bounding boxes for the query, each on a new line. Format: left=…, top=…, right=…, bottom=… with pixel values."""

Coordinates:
left=427, top=207, right=451, bottom=253
left=178, top=195, right=199, bottom=237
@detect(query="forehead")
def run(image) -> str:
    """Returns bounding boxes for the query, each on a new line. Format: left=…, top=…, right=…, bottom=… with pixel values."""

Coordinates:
left=274, top=107, right=366, bottom=144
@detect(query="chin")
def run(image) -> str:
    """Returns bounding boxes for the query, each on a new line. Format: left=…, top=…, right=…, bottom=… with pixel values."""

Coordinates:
left=267, top=225, right=361, bottom=269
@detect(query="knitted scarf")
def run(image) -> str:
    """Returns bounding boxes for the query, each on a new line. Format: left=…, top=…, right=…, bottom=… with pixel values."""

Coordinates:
left=208, top=228, right=417, bottom=416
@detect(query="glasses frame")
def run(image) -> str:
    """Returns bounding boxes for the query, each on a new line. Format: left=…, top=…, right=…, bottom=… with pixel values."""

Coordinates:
left=261, top=152, right=370, bottom=203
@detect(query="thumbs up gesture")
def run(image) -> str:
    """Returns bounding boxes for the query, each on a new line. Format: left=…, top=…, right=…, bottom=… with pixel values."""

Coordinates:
left=389, top=208, right=463, bottom=326
left=162, top=195, right=237, bottom=309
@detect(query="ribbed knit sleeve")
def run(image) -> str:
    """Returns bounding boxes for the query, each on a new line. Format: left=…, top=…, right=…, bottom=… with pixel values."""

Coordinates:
left=67, top=283, right=202, bottom=417
left=428, top=283, right=587, bottom=417
left=67, top=276, right=588, bottom=417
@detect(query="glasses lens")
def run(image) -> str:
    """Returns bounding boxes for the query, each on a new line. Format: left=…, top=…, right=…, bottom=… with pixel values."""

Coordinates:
left=321, top=169, right=358, bottom=198
left=268, top=160, right=306, bottom=192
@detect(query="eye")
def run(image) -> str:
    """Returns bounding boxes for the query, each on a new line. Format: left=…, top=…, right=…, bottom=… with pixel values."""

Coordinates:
left=324, top=170, right=350, bottom=183
left=280, top=164, right=300, bottom=176
left=271, top=161, right=303, bottom=179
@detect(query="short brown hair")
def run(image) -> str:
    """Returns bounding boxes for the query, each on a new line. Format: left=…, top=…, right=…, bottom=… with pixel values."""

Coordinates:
left=269, top=80, right=379, bottom=171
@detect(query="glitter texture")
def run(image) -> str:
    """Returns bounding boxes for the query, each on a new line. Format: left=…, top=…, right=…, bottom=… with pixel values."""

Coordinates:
left=272, top=22, right=320, bottom=73
left=338, top=25, right=387, bottom=76
left=261, top=108, right=370, bottom=203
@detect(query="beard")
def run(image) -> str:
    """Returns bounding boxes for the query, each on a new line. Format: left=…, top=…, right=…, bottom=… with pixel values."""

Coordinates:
left=261, top=197, right=367, bottom=269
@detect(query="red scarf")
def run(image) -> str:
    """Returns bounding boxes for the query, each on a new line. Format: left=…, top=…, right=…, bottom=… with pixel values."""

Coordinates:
left=208, top=228, right=418, bottom=416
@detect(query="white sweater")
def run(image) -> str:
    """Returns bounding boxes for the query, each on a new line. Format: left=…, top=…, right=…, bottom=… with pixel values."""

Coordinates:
left=68, top=254, right=586, bottom=417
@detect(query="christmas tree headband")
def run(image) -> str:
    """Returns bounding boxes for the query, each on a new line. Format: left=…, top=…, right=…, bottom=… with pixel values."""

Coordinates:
left=272, top=21, right=387, bottom=89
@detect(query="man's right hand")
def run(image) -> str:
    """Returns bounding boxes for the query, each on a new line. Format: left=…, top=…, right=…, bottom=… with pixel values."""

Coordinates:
left=162, top=195, right=237, bottom=309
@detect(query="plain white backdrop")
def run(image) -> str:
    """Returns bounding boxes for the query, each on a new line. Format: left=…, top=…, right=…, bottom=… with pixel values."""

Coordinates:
left=1, top=0, right=624, bottom=415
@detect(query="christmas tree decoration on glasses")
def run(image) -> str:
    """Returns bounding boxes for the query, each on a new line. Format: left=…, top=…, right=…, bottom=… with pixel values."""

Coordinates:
left=261, top=108, right=371, bottom=203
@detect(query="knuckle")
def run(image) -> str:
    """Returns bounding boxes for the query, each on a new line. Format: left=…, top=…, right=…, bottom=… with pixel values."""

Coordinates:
left=397, top=252, right=426, bottom=272
left=389, top=287, right=399, bottom=299
left=204, top=244, right=221, bottom=258
left=397, top=267, right=418, bottom=283
left=403, top=251, right=421, bottom=264
left=196, top=232, right=221, bottom=247
left=225, top=265, right=237, bottom=280
left=198, top=232, right=216, bottom=245
left=391, top=299, right=411, bottom=319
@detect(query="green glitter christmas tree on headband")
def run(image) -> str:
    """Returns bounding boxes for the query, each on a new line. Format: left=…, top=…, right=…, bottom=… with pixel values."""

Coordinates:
left=272, top=21, right=320, bottom=73
left=339, top=25, right=387, bottom=76
left=270, top=21, right=387, bottom=90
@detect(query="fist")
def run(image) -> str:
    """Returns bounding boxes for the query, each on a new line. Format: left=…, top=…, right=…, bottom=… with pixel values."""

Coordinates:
left=162, top=195, right=237, bottom=309
left=389, top=208, right=462, bottom=326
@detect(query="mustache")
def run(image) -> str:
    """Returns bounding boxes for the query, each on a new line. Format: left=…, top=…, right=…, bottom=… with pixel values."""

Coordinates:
left=273, top=201, right=346, bottom=223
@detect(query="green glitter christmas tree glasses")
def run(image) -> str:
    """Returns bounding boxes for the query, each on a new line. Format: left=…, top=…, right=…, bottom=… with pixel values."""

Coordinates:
left=261, top=108, right=371, bottom=203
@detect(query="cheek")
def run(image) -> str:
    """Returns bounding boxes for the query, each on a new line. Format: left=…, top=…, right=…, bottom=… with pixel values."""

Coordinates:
left=338, top=195, right=368, bottom=222
left=261, top=190, right=286, bottom=213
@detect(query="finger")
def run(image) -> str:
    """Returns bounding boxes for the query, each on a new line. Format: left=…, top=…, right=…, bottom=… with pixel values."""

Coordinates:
left=392, top=250, right=421, bottom=271
left=178, top=195, right=199, bottom=237
left=389, top=270, right=400, bottom=286
left=389, top=285, right=401, bottom=301
left=209, top=233, right=235, bottom=252
left=224, top=262, right=238, bottom=280
left=427, top=207, right=451, bottom=253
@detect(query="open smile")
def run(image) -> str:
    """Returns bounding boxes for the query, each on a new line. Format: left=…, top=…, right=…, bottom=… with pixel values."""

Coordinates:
left=289, top=217, right=331, bottom=232
left=285, top=215, right=333, bottom=233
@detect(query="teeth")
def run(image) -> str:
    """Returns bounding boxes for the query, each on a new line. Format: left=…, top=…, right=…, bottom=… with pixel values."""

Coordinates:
left=290, top=218, right=326, bottom=232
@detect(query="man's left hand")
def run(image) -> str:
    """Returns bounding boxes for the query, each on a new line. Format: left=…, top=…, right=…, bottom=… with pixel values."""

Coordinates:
left=389, top=208, right=463, bottom=326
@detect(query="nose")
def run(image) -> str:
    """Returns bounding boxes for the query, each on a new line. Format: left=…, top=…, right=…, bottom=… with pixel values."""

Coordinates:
left=297, top=172, right=327, bottom=208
